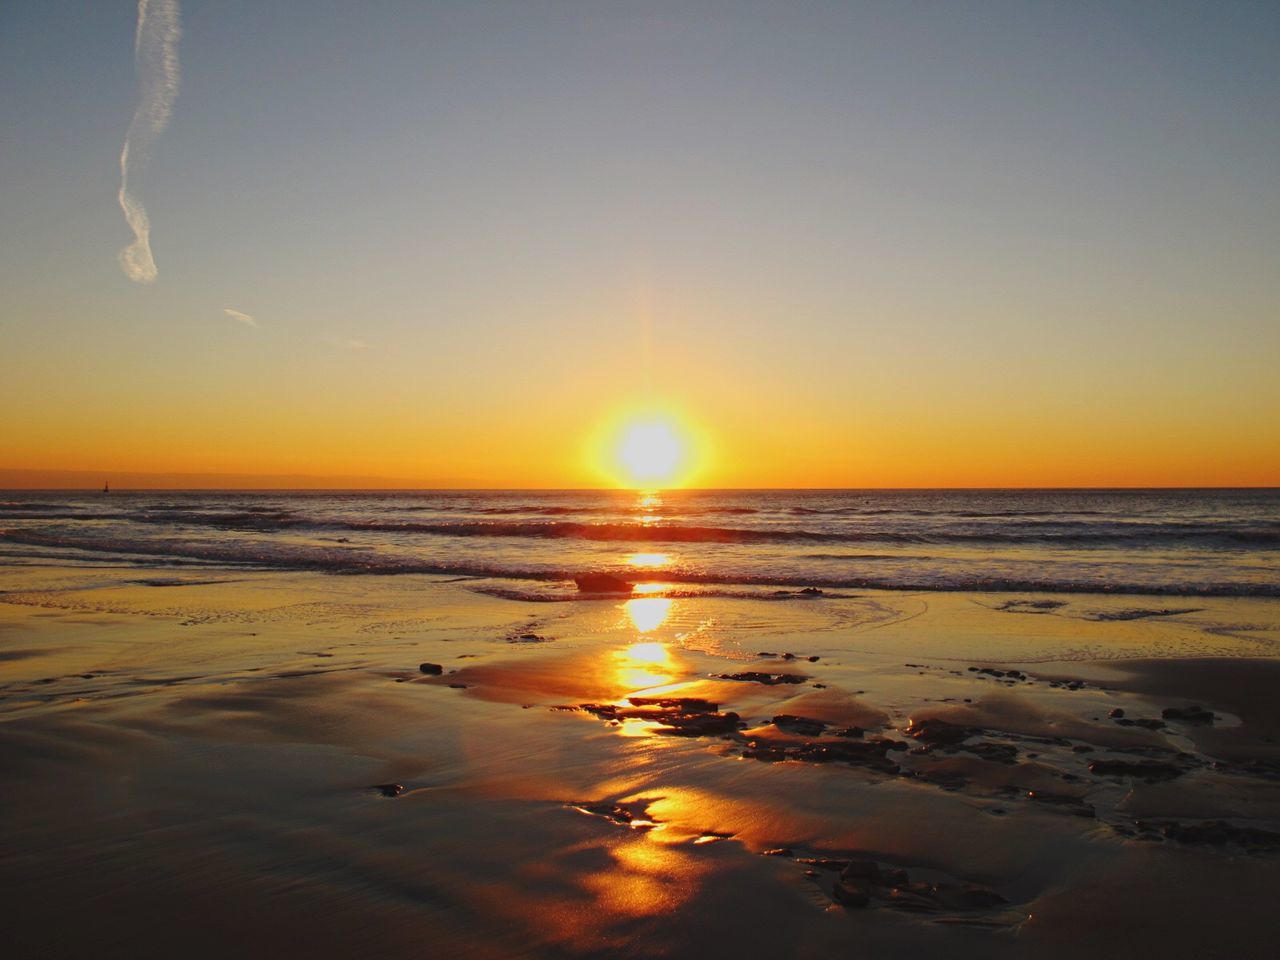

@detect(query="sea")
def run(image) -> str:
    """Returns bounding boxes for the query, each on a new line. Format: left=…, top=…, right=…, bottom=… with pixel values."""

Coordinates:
left=1, top=489, right=1277, bottom=599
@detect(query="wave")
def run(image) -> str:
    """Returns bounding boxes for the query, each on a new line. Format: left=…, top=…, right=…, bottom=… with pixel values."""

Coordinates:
left=2, top=528, right=1277, bottom=597
left=420, top=504, right=760, bottom=517
left=322, top=518, right=1280, bottom=547
left=6, top=508, right=1279, bottom=547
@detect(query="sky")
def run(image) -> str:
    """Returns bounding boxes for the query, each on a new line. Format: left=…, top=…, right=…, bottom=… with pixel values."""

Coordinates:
left=1, top=0, right=1278, bottom=488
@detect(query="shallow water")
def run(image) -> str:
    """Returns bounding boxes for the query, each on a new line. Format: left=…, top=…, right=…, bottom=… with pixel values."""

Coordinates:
left=2, top=568, right=1278, bottom=958
left=2, top=488, right=1277, bottom=597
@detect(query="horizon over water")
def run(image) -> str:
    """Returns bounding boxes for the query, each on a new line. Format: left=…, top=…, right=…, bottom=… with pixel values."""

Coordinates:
left=1, top=488, right=1277, bottom=598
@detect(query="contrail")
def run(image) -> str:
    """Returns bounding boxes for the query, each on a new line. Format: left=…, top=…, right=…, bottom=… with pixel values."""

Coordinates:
left=223, top=308, right=257, bottom=327
left=118, top=1, right=181, bottom=284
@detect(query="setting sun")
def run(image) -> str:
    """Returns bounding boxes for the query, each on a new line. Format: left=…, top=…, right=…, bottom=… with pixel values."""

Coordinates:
left=618, top=420, right=683, bottom=487
left=586, top=408, right=710, bottom=489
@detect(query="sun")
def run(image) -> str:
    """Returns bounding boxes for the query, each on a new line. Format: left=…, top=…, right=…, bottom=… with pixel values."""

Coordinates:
left=585, top=405, right=709, bottom=488
left=617, top=420, right=684, bottom=487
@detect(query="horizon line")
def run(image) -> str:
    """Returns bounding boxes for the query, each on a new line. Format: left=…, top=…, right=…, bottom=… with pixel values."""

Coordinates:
left=3, top=484, right=1277, bottom=493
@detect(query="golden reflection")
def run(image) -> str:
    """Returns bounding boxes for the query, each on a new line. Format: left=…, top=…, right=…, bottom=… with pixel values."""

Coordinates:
left=581, top=836, right=703, bottom=917
left=627, top=551, right=671, bottom=569
left=625, top=642, right=668, bottom=663
left=638, top=492, right=662, bottom=510
left=625, top=596, right=673, bottom=632
left=613, top=640, right=676, bottom=691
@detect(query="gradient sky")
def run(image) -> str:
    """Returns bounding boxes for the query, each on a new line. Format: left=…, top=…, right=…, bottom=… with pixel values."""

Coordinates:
left=2, top=1, right=1278, bottom=488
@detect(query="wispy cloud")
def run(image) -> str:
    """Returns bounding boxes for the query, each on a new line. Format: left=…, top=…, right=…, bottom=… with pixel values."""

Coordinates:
left=118, top=1, right=182, bottom=284
left=223, top=308, right=257, bottom=327
left=324, top=336, right=370, bottom=350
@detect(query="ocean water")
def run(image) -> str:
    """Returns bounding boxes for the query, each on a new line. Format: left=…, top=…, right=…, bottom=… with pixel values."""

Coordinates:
left=1, top=489, right=1277, bottom=598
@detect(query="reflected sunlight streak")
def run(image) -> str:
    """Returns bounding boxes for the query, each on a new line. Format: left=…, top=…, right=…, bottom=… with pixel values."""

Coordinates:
left=625, top=597, right=673, bottom=632
left=613, top=640, right=676, bottom=691
left=627, top=551, right=671, bottom=569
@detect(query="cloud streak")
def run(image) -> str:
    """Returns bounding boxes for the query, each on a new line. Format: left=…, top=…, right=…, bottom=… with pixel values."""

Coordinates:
left=223, top=308, right=257, bottom=327
left=118, top=1, right=181, bottom=284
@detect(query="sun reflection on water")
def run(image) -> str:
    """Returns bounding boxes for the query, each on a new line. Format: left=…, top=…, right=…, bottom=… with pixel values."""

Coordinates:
left=582, top=836, right=702, bottom=917
left=625, top=596, right=673, bottom=633
left=613, top=640, right=676, bottom=691
left=627, top=551, right=671, bottom=569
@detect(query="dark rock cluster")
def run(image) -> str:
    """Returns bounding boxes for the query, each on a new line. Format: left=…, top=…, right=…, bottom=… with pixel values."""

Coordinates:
left=1161, top=704, right=1215, bottom=725
left=577, top=697, right=744, bottom=737
left=712, top=671, right=808, bottom=685
left=829, top=857, right=1008, bottom=914
left=742, top=737, right=904, bottom=773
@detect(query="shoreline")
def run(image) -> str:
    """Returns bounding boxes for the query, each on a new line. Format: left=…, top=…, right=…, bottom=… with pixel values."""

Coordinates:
left=2, top=564, right=1278, bottom=957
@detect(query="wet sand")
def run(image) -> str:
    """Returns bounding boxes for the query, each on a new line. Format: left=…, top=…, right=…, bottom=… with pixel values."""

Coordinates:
left=2, top=565, right=1279, bottom=958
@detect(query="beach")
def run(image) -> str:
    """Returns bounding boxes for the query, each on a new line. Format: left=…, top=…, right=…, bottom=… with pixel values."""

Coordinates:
left=8, top=0, right=1280, bottom=953
left=3, top=553, right=1278, bottom=958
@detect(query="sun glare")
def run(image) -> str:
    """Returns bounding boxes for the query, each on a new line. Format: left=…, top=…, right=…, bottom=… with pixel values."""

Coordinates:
left=625, top=597, right=674, bottom=633
left=584, top=405, right=710, bottom=488
left=618, top=420, right=683, bottom=487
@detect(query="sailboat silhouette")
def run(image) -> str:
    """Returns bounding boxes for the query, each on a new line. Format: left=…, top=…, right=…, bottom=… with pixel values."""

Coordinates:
left=103, top=481, right=110, bottom=494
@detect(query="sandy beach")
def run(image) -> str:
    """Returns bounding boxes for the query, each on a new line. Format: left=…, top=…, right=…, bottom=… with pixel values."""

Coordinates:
left=7, top=0, right=1280, bottom=954
left=3, top=564, right=1278, bottom=958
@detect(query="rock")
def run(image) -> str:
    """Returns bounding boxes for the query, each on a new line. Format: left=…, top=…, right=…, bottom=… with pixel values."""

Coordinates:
left=742, top=737, right=902, bottom=773
left=832, top=879, right=871, bottom=907
left=372, top=783, right=404, bottom=798
left=659, top=711, right=742, bottom=736
left=742, top=741, right=789, bottom=762
left=801, top=739, right=902, bottom=772
left=962, top=741, right=1018, bottom=763
left=578, top=698, right=741, bottom=737
left=713, top=671, right=808, bottom=686
left=772, top=714, right=827, bottom=736
left=831, top=857, right=881, bottom=909
left=1088, top=758, right=1186, bottom=781
left=573, top=802, right=656, bottom=827
left=574, top=573, right=633, bottom=593
left=1113, top=717, right=1166, bottom=730
left=972, top=666, right=1024, bottom=680
left=840, top=858, right=882, bottom=883
left=1108, top=708, right=1126, bottom=719
left=905, top=717, right=975, bottom=745
left=418, top=662, right=443, bottom=675
left=799, top=587, right=824, bottom=595
left=629, top=696, right=719, bottom=712
left=1161, top=705, right=1215, bottom=725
